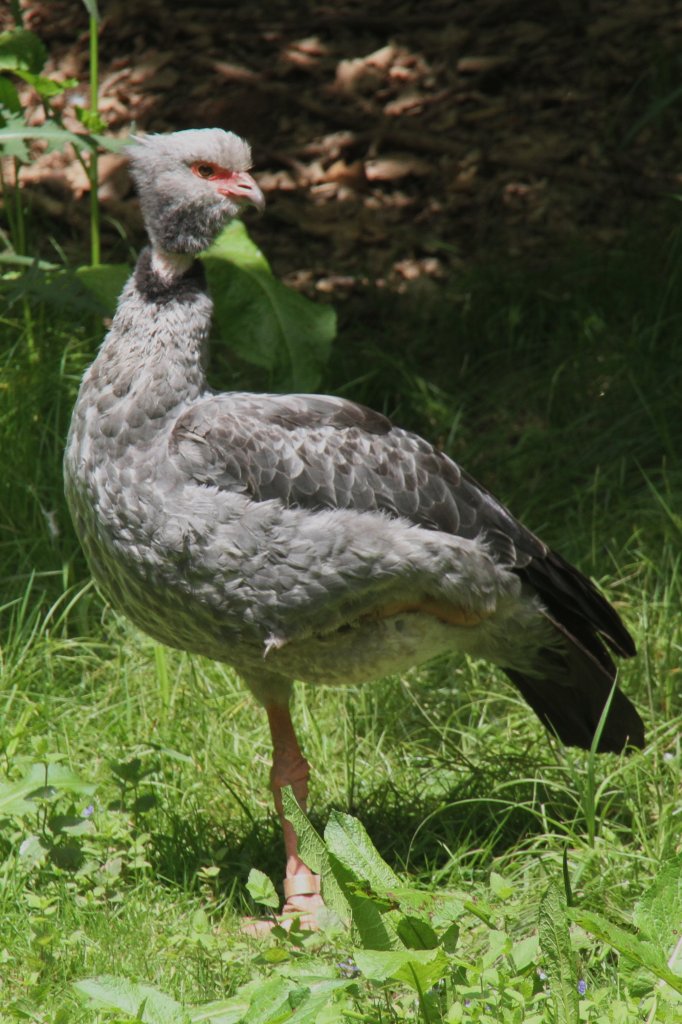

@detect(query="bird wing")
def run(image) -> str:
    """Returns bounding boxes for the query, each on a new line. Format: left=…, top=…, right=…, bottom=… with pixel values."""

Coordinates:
left=169, top=391, right=545, bottom=568
left=169, top=390, right=635, bottom=659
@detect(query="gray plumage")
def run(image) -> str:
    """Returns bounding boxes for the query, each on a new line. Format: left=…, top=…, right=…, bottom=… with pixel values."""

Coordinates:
left=64, top=128, right=644, bottom=756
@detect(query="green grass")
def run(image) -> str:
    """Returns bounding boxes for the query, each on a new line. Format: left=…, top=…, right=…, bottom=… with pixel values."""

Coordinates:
left=0, top=222, right=681, bottom=1022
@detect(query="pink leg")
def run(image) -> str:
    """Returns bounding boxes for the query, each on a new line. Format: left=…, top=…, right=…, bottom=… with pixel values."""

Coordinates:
left=265, top=703, right=323, bottom=925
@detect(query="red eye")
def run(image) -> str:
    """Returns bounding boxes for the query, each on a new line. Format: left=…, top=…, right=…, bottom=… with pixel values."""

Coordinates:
left=193, top=162, right=216, bottom=179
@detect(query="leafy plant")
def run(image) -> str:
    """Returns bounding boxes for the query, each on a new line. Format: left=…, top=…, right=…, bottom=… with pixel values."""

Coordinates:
left=538, top=880, right=579, bottom=1023
left=0, top=7, right=112, bottom=267
left=0, top=7, right=335, bottom=387
left=74, top=970, right=356, bottom=1024
left=72, top=792, right=682, bottom=1022
left=204, top=221, right=336, bottom=391
left=0, top=751, right=160, bottom=892
left=570, top=852, right=682, bottom=997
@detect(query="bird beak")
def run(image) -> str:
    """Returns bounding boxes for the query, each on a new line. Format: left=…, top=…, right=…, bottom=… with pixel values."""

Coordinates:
left=218, top=171, right=265, bottom=212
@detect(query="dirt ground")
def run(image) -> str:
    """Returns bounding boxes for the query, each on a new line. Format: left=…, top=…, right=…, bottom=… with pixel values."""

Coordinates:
left=6, top=0, right=682, bottom=295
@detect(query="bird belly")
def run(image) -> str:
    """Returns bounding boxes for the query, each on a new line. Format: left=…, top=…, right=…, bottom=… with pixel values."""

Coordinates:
left=261, top=610, right=470, bottom=686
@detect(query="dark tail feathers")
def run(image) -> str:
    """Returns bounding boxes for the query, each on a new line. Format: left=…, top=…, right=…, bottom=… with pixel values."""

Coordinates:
left=504, top=616, right=645, bottom=753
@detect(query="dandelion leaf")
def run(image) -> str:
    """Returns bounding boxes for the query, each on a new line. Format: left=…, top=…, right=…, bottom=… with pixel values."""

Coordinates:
left=74, top=975, right=189, bottom=1024
left=633, top=852, right=682, bottom=968
left=538, top=879, right=579, bottom=1023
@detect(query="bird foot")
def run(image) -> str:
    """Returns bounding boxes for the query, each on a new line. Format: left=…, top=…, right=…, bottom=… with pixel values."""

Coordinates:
left=241, top=874, right=324, bottom=936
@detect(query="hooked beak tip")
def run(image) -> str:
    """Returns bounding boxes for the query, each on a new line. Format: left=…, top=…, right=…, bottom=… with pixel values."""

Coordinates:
left=219, top=171, right=266, bottom=214
left=248, top=188, right=266, bottom=215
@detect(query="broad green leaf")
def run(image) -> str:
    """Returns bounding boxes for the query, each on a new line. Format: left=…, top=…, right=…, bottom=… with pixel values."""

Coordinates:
left=190, top=976, right=348, bottom=1024
left=328, top=850, right=398, bottom=950
left=463, top=896, right=497, bottom=928
left=190, top=977, right=286, bottom=1024
left=0, top=118, right=124, bottom=155
left=0, top=777, right=35, bottom=816
left=324, top=811, right=401, bottom=892
left=440, top=922, right=460, bottom=953
left=262, top=947, right=290, bottom=965
left=431, top=892, right=465, bottom=932
left=191, top=977, right=296, bottom=1024
left=0, top=763, right=95, bottom=818
left=11, top=70, right=77, bottom=98
left=0, top=77, right=21, bottom=115
left=73, top=975, right=189, bottom=1024
left=246, top=867, right=279, bottom=909
left=281, top=788, right=350, bottom=921
left=1, top=264, right=116, bottom=316
left=511, top=934, right=539, bottom=972
left=0, top=112, right=28, bottom=159
left=354, top=948, right=449, bottom=993
left=281, top=788, right=326, bottom=876
left=189, top=997, right=248, bottom=1024
left=76, top=262, right=130, bottom=314
left=34, top=762, right=96, bottom=795
left=571, top=908, right=682, bottom=995
left=209, top=218, right=271, bottom=273
left=189, top=995, right=249, bottom=1023
left=633, top=852, right=682, bottom=963
left=323, top=810, right=404, bottom=947
left=387, top=887, right=436, bottom=914
left=309, top=998, right=355, bottom=1024
left=489, top=871, right=514, bottom=900
left=90, top=131, right=127, bottom=153
left=538, top=880, right=579, bottom=1023
left=285, top=972, right=350, bottom=989
left=0, top=29, right=47, bottom=73
left=0, top=117, right=95, bottom=157
left=241, top=976, right=303, bottom=1024
left=204, top=221, right=335, bottom=391
left=484, top=928, right=512, bottom=968
left=258, top=974, right=352, bottom=1024
left=285, top=981, right=353, bottom=1023
left=58, top=816, right=96, bottom=837
left=396, top=914, right=439, bottom=950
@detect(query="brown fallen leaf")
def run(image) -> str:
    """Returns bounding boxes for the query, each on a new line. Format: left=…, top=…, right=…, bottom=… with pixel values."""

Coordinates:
left=365, top=154, right=433, bottom=182
left=281, top=35, right=329, bottom=71
left=335, top=57, right=384, bottom=93
left=207, top=59, right=260, bottom=84
left=257, top=170, right=299, bottom=193
left=324, top=159, right=365, bottom=186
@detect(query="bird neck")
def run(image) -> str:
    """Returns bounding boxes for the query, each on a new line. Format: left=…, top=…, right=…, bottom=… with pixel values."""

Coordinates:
left=149, top=247, right=195, bottom=285
left=89, top=247, right=213, bottom=422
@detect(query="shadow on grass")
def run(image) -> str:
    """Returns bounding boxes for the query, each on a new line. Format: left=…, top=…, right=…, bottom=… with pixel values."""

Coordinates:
left=147, top=746, right=638, bottom=904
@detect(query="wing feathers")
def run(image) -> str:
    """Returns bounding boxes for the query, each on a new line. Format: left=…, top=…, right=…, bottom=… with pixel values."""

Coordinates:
left=170, top=391, right=637, bottom=697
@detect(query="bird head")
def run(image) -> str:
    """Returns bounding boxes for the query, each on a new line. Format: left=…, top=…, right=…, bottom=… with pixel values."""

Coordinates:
left=127, top=128, right=265, bottom=256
